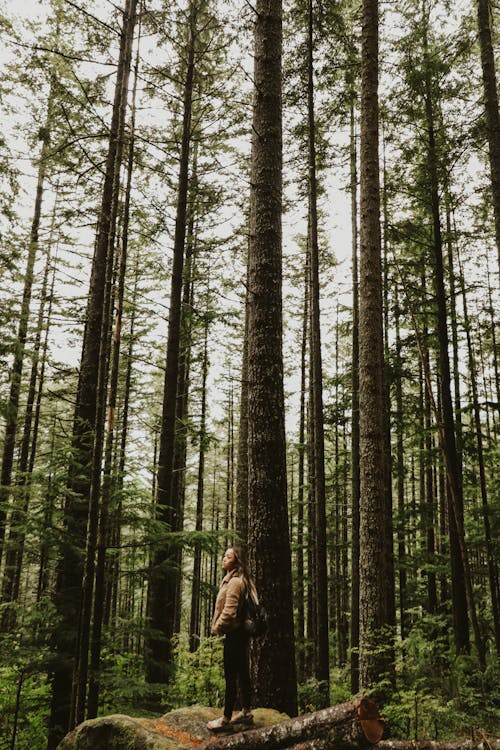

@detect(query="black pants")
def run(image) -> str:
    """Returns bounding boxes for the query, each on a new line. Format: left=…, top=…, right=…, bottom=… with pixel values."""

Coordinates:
left=223, top=628, right=251, bottom=718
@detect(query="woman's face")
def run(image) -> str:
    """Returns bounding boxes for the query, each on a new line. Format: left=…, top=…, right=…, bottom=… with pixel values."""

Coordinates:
left=222, top=548, right=237, bottom=571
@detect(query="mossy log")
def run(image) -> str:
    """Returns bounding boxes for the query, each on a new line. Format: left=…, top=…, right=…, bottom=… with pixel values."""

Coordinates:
left=198, top=698, right=384, bottom=750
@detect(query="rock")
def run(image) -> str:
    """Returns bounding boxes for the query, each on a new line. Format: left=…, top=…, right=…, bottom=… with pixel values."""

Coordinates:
left=57, top=705, right=290, bottom=749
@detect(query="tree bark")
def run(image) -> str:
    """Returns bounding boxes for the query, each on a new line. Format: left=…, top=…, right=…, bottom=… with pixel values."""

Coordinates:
left=349, top=94, right=361, bottom=695
left=358, top=0, right=394, bottom=695
left=246, top=0, right=297, bottom=715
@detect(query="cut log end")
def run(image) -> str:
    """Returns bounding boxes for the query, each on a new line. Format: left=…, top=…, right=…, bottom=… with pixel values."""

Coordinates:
left=358, top=698, right=384, bottom=745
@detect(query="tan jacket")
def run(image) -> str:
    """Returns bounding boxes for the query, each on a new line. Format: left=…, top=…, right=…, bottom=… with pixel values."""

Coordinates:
left=211, top=568, right=246, bottom=635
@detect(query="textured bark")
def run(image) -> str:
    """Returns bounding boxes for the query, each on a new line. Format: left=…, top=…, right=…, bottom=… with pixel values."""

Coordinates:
left=358, top=0, right=394, bottom=694
left=236, top=248, right=250, bottom=545
left=295, top=254, right=308, bottom=682
left=349, top=96, right=361, bottom=694
left=201, top=699, right=383, bottom=750
left=246, top=0, right=297, bottom=715
left=477, top=0, right=500, bottom=272
left=145, top=0, right=197, bottom=684
left=306, top=0, right=329, bottom=704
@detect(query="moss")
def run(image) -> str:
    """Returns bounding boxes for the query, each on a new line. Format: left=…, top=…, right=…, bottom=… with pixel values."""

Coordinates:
left=57, top=706, right=290, bottom=749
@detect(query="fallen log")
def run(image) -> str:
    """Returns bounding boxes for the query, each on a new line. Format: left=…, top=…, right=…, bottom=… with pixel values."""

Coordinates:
left=377, top=740, right=500, bottom=750
left=197, top=698, right=384, bottom=750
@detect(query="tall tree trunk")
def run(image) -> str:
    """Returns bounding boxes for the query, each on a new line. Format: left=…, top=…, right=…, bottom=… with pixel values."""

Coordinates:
left=72, top=0, right=137, bottom=723
left=47, top=2, right=137, bottom=744
left=0, top=117, right=51, bottom=567
left=189, top=287, right=210, bottom=653
left=87, top=19, right=142, bottom=715
left=246, top=0, right=297, bottom=715
left=420, top=274, right=437, bottom=614
left=422, top=14, right=473, bottom=660
left=0, top=194, right=57, bottom=622
left=306, top=0, right=329, bottom=705
left=145, top=0, right=197, bottom=685
left=394, top=283, right=408, bottom=640
left=358, top=0, right=395, bottom=696
left=457, top=252, right=500, bottom=655
left=349, top=95, right=361, bottom=695
left=477, top=0, right=500, bottom=272
left=236, top=237, right=251, bottom=546
left=296, top=253, right=308, bottom=683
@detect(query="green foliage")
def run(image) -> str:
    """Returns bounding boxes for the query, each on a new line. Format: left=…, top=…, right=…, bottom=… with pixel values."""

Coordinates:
left=166, top=636, right=225, bottom=710
left=0, top=666, right=50, bottom=750
left=297, top=669, right=351, bottom=714
left=382, top=618, right=500, bottom=740
left=98, top=649, right=164, bottom=718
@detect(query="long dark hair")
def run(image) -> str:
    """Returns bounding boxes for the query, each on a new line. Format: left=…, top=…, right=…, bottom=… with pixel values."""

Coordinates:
left=231, top=545, right=258, bottom=603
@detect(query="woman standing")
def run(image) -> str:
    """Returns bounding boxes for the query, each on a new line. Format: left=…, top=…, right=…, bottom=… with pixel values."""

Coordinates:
left=207, top=546, right=257, bottom=731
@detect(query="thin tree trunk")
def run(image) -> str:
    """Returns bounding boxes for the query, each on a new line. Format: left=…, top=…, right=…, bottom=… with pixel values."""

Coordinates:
left=0, top=114, right=52, bottom=567
left=477, top=0, right=500, bottom=272
left=0, top=195, right=57, bottom=622
left=145, top=0, right=197, bottom=684
left=422, top=11, right=474, bottom=660
left=189, top=286, right=210, bottom=653
left=457, top=252, right=500, bottom=654
left=349, top=95, right=360, bottom=695
left=246, top=0, right=297, bottom=715
left=295, top=253, right=308, bottom=683
left=306, top=0, right=329, bottom=705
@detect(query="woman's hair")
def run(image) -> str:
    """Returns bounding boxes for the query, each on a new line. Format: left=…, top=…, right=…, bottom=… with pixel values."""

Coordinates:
left=230, top=545, right=258, bottom=603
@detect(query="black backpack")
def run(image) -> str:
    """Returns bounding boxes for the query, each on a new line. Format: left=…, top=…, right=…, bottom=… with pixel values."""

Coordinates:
left=241, top=594, right=268, bottom=637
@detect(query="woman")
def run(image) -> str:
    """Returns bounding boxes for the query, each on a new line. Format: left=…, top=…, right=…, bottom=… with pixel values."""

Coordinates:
left=207, top=546, right=257, bottom=731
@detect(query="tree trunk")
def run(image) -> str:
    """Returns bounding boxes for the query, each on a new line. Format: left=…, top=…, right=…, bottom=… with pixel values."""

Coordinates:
left=87, top=19, right=142, bottom=716
left=394, top=282, right=408, bottom=639
left=476, top=0, right=500, bottom=272
left=145, top=0, right=197, bottom=685
left=189, top=287, right=210, bottom=652
left=0, top=120, right=51, bottom=567
left=295, top=252, right=308, bottom=683
left=246, top=0, right=297, bottom=715
left=306, top=0, right=329, bottom=705
left=0, top=193, right=57, bottom=622
left=47, top=1, right=137, bottom=744
left=421, top=14, right=478, bottom=661
left=358, top=0, right=394, bottom=695
left=457, top=251, right=500, bottom=655
left=349, top=94, right=361, bottom=695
